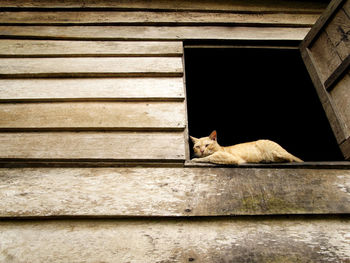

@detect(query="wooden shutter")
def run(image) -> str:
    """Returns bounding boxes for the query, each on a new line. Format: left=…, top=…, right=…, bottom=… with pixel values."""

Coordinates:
left=300, top=0, right=350, bottom=160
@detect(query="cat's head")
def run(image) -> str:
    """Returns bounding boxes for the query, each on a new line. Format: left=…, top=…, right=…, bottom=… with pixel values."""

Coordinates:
left=190, top=130, right=220, bottom=158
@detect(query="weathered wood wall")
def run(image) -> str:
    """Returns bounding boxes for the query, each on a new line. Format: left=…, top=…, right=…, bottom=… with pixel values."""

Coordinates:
left=0, top=0, right=327, bottom=165
left=1, top=0, right=350, bottom=262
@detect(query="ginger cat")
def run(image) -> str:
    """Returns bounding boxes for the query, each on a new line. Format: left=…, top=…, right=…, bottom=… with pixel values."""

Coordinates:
left=190, top=131, right=303, bottom=165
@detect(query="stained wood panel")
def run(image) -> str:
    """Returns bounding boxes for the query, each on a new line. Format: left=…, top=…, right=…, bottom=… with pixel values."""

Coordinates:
left=0, top=57, right=183, bottom=77
left=0, top=167, right=349, bottom=217
left=0, top=11, right=318, bottom=26
left=0, top=102, right=186, bottom=130
left=0, top=40, right=183, bottom=57
left=0, top=132, right=185, bottom=161
left=0, top=78, right=185, bottom=101
left=0, top=218, right=349, bottom=263
left=0, top=26, right=311, bottom=41
left=0, top=0, right=327, bottom=13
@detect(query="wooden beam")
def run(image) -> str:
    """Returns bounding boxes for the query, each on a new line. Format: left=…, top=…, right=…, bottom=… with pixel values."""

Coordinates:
left=0, top=57, right=183, bottom=78
left=0, top=78, right=185, bottom=101
left=0, top=26, right=311, bottom=41
left=0, top=167, right=349, bottom=217
left=0, top=218, right=349, bottom=262
left=0, top=40, right=183, bottom=57
left=0, top=132, right=186, bottom=161
left=0, top=102, right=186, bottom=130
left=0, top=11, right=318, bottom=27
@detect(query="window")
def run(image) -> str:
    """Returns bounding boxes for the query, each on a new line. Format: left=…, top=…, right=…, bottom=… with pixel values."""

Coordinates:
left=184, top=43, right=344, bottom=162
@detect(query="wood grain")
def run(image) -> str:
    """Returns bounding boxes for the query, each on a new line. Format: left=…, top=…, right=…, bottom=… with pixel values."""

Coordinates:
left=0, top=219, right=349, bottom=262
left=0, top=11, right=319, bottom=26
left=0, top=78, right=185, bottom=101
left=324, top=7, right=350, bottom=60
left=0, top=26, right=311, bottom=41
left=0, top=0, right=327, bottom=13
left=0, top=102, right=186, bottom=130
left=0, top=167, right=349, bottom=217
left=309, top=30, right=342, bottom=83
left=0, top=132, right=185, bottom=161
left=0, top=40, right=183, bottom=57
left=330, top=72, right=350, bottom=138
left=0, top=57, right=183, bottom=77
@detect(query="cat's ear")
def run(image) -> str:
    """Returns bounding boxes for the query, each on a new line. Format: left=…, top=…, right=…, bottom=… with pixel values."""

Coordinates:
left=190, top=136, right=198, bottom=144
left=209, top=130, right=217, bottom=141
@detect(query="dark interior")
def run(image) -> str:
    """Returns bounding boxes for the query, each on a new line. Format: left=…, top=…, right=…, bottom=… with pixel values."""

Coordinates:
left=184, top=46, right=344, bottom=161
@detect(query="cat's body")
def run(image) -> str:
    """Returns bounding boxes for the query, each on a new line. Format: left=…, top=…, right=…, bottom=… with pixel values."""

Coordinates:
left=190, top=131, right=303, bottom=165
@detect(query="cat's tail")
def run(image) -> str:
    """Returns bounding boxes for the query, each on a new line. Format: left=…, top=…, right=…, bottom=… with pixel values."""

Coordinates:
left=286, top=153, right=303, bottom=163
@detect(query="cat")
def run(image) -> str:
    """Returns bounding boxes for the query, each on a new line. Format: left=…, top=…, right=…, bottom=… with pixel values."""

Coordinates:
left=190, top=130, right=303, bottom=165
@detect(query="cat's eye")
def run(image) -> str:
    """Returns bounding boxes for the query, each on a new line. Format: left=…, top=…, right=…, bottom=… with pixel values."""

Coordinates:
left=205, top=144, right=209, bottom=147
left=195, top=146, right=200, bottom=149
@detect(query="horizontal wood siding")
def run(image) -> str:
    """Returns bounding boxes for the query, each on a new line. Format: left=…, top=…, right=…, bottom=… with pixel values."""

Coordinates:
left=0, top=102, right=186, bottom=130
left=0, top=132, right=185, bottom=161
left=0, top=38, right=186, bottom=163
left=0, top=0, right=327, bottom=12
left=0, top=78, right=185, bottom=101
left=0, top=57, right=183, bottom=77
left=2, top=2, right=347, bottom=263
left=0, top=26, right=311, bottom=41
left=0, top=11, right=319, bottom=26
left=0, top=40, right=183, bottom=57
left=0, top=0, right=323, bottom=165
left=0, top=167, right=349, bottom=217
left=0, top=218, right=349, bottom=263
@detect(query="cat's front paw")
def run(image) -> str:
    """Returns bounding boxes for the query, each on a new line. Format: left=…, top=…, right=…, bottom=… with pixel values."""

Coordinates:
left=191, top=158, right=203, bottom=163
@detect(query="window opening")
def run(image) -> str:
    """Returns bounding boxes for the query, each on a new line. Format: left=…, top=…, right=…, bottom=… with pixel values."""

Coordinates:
left=184, top=46, right=344, bottom=162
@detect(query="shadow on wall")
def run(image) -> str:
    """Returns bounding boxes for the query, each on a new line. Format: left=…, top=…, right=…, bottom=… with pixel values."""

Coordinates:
left=184, top=46, right=343, bottom=161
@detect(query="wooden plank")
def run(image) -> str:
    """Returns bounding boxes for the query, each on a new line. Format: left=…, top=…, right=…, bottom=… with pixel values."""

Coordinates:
left=0, top=167, right=349, bottom=217
left=0, top=0, right=327, bottom=13
left=0, top=132, right=185, bottom=161
left=0, top=219, right=349, bottom=263
left=1, top=218, right=350, bottom=263
left=0, top=26, right=311, bottom=41
left=0, top=78, right=185, bottom=101
left=0, top=102, right=186, bottom=130
left=0, top=220, right=349, bottom=262
left=0, top=57, right=183, bottom=78
left=309, top=30, right=342, bottom=83
left=0, top=11, right=319, bottom=26
left=0, top=40, right=183, bottom=57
